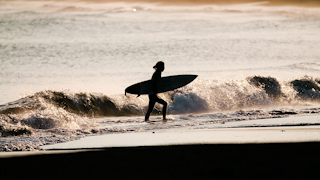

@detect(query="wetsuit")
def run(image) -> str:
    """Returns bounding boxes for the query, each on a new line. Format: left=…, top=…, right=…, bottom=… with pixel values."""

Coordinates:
left=145, top=69, right=167, bottom=121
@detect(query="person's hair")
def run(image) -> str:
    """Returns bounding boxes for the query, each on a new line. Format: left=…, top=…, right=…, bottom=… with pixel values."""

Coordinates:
left=153, top=61, right=164, bottom=71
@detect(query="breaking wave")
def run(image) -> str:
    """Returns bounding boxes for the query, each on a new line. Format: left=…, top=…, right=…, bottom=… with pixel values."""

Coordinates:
left=1, top=75, right=320, bottom=136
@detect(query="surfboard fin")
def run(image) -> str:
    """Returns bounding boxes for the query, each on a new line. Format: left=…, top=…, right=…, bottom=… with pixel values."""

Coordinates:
left=137, top=93, right=141, bottom=98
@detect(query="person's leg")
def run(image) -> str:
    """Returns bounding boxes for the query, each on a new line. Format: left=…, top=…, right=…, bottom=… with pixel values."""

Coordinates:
left=155, top=95, right=167, bottom=120
left=145, top=95, right=156, bottom=121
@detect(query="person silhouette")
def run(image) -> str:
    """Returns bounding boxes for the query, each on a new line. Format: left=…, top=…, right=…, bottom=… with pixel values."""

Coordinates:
left=145, top=61, right=167, bottom=122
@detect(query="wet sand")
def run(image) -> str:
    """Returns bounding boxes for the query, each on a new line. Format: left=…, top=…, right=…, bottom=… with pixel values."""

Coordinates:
left=40, top=126, right=320, bottom=150
left=2, top=125, right=320, bottom=179
left=1, top=142, right=320, bottom=179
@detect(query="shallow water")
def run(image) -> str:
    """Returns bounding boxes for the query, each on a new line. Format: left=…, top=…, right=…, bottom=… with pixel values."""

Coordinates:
left=1, top=0, right=320, bottom=151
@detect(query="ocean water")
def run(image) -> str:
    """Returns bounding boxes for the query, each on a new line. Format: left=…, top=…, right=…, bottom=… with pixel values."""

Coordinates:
left=1, top=0, right=320, bottom=151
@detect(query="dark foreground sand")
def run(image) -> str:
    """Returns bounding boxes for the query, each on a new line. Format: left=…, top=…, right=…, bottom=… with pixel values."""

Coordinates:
left=2, top=142, right=320, bottom=179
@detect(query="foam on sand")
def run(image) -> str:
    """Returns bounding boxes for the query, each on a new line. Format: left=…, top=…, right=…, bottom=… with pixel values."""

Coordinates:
left=42, top=125, right=320, bottom=150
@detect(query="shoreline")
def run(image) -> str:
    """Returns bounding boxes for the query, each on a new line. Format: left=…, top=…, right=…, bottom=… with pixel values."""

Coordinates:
left=1, top=124, right=319, bottom=157
left=2, top=121, right=320, bottom=178
left=1, top=114, right=320, bottom=153
left=40, top=125, right=320, bottom=150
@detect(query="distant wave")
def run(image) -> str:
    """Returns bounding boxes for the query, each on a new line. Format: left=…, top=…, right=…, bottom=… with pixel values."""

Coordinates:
left=1, top=0, right=320, bottom=18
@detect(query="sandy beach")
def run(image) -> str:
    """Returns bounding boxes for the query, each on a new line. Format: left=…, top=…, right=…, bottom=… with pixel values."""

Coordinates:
left=42, top=113, right=320, bottom=148
left=40, top=126, right=320, bottom=150
left=2, top=142, right=320, bottom=179
left=2, top=124, right=320, bottom=179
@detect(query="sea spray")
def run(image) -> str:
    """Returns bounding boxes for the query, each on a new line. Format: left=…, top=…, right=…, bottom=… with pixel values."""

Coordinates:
left=1, top=76, right=320, bottom=151
left=291, top=76, right=320, bottom=100
left=169, top=77, right=272, bottom=113
left=2, top=76, right=320, bottom=119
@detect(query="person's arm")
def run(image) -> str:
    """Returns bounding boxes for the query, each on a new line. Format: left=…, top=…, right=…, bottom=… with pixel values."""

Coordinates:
left=152, top=78, right=158, bottom=94
left=151, top=71, right=160, bottom=94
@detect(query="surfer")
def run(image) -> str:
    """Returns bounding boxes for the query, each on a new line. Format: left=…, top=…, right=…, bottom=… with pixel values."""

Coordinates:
left=145, top=61, right=168, bottom=122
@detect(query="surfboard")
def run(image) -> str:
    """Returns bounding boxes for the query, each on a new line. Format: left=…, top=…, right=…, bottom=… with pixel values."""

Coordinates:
left=125, top=74, right=197, bottom=95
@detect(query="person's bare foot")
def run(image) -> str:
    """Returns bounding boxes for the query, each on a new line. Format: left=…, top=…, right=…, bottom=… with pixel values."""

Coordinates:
left=163, top=117, right=171, bottom=121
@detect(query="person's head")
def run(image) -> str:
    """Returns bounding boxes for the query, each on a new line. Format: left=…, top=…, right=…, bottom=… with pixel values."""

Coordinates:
left=153, top=61, right=165, bottom=72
